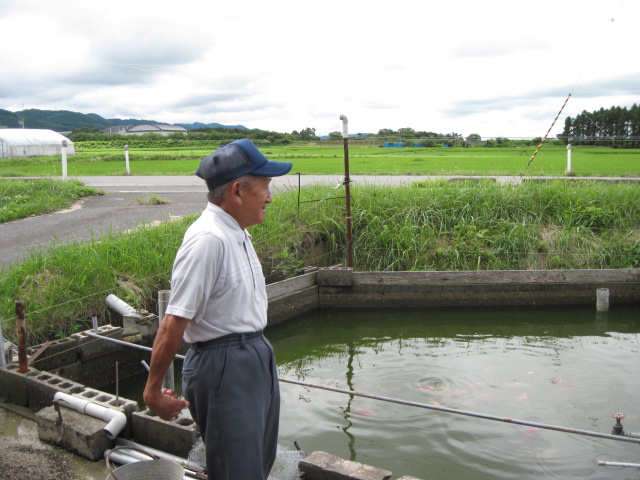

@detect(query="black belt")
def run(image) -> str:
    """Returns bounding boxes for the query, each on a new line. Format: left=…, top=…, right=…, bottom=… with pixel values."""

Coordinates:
left=191, top=330, right=264, bottom=349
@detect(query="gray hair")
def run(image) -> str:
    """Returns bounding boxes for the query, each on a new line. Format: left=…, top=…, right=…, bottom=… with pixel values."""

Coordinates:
left=207, top=174, right=255, bottom=204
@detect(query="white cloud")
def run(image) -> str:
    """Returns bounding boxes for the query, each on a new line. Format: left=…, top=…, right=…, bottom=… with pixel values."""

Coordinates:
left=1, top=0, right=638, bottom=137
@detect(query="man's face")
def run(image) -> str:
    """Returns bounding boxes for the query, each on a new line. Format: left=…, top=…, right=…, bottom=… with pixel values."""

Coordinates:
left=236, top=176, right=273, bottom=228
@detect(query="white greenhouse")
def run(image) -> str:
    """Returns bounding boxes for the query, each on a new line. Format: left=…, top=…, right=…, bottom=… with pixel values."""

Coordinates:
left=0, top=129, right=75, bottom=159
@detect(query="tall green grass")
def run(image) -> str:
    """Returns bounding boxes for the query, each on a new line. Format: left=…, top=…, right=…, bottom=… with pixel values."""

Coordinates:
left=0, top=179, right=102, bottom=223
left=1, top=180, right=637, bottom=343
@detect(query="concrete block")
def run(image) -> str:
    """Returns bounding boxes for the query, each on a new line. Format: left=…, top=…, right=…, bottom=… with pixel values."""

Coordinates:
left=72, top=325, right=123, bottom=361
left=27, top=337, right=78, bottom=371
left=122, top=313, right=158, bottom=343
left=36, top=404, right=112, bottom=461
left=23, top=370, right=86, bottom=411
left=299, top=451, right=392, bottom=480
left=318, top=267, right=353, bottom=287
left=0, top=363, right=32, bottom=405
left=131, top=408, right=199, bottom=458
left=396, top=477, right=425, bottom=480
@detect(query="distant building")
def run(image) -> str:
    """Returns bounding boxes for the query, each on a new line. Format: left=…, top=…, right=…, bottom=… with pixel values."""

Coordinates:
left=103, top=124, right=187, bottom=136
left=0, top=129, right=75, bottom=159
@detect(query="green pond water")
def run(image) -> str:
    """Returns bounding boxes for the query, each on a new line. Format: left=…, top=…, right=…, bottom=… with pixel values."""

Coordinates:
left=268, top=305, right=640, bottom=480
left=111, top=304, right=640, bottom=479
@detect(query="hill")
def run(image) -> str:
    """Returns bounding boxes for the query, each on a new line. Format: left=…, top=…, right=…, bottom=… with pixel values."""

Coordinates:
left=0, top=108, right=247, bottom=132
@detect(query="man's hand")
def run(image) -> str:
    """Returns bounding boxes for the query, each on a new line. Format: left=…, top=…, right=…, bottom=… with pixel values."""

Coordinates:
left=144, top=387, right=189, bottom=421
left=143, top=314, right=191, bottom=420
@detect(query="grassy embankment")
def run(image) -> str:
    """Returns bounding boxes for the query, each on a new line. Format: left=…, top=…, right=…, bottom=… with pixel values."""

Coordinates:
left=0, top=178, right=102, bottom=223
left=1, top=179, right=639, bottom=343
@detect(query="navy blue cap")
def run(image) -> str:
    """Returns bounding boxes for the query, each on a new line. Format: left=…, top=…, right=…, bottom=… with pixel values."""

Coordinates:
left=196, top=138, right=292, bottom=190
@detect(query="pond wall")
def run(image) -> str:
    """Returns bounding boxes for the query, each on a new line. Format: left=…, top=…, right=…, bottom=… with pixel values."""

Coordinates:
left=267, top=267, right=640, bottom=325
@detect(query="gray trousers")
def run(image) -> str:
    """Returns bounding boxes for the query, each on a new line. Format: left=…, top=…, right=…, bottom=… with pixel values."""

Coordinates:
left=182, top=331, right=280, bottom=480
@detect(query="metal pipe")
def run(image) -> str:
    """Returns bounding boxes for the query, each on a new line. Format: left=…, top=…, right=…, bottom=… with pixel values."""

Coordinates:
left=115, top=438, right=205, bottom=473
left=86, top=332, right=150, bottom=353
left=15, top=301, right=28, bottom=373
left=339, top=114, right=353, bottom=268
left=158, top=290, right=174, bottom=390
left=0, top=318, right=6, bottom=368
left=115, top=361, right=120, bottom=406
left=85, top=332, right=185, bottom=359
left=279, top=377, right=640, bottom=446
left=598, top=461, right=640, bottom=468
left=87, top=334, right=640, bottom=447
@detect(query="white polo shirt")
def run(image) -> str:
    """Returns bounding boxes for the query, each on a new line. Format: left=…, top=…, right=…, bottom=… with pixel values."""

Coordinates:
left=165, top=203, right=268, bottom=343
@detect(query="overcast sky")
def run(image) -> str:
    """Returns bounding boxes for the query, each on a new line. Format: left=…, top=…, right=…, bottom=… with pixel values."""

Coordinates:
left=1, top=0, right=637, bottom=138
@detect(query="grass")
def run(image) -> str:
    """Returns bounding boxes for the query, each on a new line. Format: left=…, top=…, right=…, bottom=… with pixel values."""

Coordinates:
left=1, top=144, right=639, bottom=177
left=1, top=179, right=638, bottom=344
left=0, top=178, right=102, bottom=223
left=134, top=194, right=171, bottom=205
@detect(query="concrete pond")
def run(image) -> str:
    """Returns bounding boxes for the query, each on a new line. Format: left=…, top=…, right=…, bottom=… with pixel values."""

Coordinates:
left=1, top=267, right=639, bottom=479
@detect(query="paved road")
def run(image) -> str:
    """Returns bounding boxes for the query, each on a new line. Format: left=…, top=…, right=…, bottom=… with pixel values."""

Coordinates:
left=2, top=174, right=637, bottom=269
left=0, top=174, right=451, bottom=269
left=0, top=174, right=342, bottom=269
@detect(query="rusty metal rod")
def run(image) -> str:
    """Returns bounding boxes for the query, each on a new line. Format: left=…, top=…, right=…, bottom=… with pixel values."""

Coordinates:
left=15, top=301, right=28, bottom=373
left=340, top=114, right=353, bottom=268
left=279, top=377, right=640, bottom=446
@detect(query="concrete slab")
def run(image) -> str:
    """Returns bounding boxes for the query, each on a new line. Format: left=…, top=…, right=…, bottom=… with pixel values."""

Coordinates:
left=299, top=450, right=392, bottom=480
left=36, top=404, right=113, bottom=461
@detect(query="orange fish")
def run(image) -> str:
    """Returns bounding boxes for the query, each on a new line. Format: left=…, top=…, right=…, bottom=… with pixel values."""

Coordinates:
left=352, top=409, right=373, bottom=415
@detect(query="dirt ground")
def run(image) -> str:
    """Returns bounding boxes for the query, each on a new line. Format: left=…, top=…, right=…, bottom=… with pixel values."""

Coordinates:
left=0, top=403, right=111, bottom=480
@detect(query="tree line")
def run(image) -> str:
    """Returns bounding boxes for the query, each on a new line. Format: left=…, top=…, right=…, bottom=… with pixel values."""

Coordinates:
left=560, top=104, right=640, bottom=147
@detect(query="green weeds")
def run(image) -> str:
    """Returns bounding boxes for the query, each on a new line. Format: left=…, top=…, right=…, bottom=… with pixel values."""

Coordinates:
left=0, top=179, right=102, bottom=223
left=0, top=180, right=638, bottom=343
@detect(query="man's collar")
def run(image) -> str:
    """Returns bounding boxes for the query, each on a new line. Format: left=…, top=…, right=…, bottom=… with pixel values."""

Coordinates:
left=206, top=203, right=251, bottom=243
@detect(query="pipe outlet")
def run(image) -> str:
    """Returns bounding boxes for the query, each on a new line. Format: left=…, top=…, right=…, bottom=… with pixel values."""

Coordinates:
left=106, top=294, right=138, bottom=317
left=53, top=392, right=127, bottom=439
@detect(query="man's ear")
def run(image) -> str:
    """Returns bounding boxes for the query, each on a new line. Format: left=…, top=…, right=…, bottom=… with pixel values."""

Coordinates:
left=229, top=180, right=243, bottom=203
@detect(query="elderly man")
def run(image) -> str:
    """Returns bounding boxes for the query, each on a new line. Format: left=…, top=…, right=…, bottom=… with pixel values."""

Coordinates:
left=143, top=139, right=292, bottom=479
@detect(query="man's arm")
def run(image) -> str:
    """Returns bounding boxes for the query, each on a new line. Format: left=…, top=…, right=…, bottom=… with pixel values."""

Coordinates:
left=143, top=313, right=190, bottom=420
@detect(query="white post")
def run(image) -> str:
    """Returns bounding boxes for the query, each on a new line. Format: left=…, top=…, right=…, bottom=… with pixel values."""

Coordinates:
left=124, top=145, right=130, bottom=175
left=61, top=140, right=68, bottom=179
left=566, top=143, right=572, bottom=175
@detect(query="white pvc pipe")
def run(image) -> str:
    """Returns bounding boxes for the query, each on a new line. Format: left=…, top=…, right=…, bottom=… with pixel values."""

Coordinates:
left=53, top=392, right=127, bottom=439
left=340, top=114, right=348, bottom=138
left=106, top=294, right=138, bottom=317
